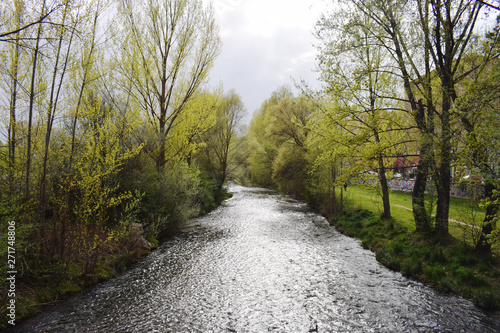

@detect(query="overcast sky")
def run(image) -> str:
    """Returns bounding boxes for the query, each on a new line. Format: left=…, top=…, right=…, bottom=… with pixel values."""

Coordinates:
left=204, top=0, right=328, bottom=122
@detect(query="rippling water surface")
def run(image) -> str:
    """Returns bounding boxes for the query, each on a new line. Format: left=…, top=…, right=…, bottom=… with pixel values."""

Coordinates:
left=14, top=185, right=500, bottom=332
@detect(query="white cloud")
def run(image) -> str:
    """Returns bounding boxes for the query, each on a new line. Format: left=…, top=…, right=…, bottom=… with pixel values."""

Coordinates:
left=205, top=0, right=327, bottom=120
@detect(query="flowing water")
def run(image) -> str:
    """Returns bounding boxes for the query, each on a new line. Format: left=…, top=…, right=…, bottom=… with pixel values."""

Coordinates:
left=12, top=185, right=500, bottom=332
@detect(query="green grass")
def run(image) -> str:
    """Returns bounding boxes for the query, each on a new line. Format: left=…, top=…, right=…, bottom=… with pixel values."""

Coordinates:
left=344, top=185, right=486, bottom=243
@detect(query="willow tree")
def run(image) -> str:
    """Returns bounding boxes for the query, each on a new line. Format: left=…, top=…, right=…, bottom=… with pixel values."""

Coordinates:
left=306, top=97, right=350, bottom=217
left=117, top=0, right=221, bottom=171
left=164, top=89, right=219, bottom=163
left=247, top=86, right=294, bottom=187
left=198, top=90, right=247, bottom=197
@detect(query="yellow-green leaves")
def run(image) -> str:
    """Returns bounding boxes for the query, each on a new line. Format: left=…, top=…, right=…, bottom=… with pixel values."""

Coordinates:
left=165, top=90, right=219, bottom=162
left=116, top=0, right=221, bottom=169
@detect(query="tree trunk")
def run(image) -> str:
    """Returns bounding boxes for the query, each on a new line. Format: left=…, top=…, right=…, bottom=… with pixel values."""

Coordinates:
left=8, top=27, right=20, bottom=197
left=40, top=3, right=73, bottom=216
left=25, top=1, right=46, bottom=206
left=156, top=130, right=166, bottom=171
left=434, top=24, right=454, bottom=234
left=378, top=156, right=391, bottom=219
left=476, top=182, right=496, bottom=252
left=412, top=138, right=432, bottom=233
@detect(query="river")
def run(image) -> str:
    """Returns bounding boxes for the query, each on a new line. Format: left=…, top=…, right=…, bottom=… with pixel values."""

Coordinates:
left=12, top=185, right=500, bottom=332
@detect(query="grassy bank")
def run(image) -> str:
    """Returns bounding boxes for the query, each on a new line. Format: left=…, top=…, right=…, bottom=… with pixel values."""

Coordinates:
left=9, top=248, right=148, bottom=324
left=333, top=188, right=500, bottom=310
left=344, top=185, right=486, bottom=245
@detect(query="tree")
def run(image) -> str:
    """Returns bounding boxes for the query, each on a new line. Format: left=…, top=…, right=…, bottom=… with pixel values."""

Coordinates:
left=314, top=7, right=410, bottom=219
left=198, top=90, right=247, bottom=198
left=164, top=89, right=219, bottom=163
left=455, top=21, right=500, bottom=251
left=247, top=86, right=294, bottom=187
left=39, top=0, right=79, bottom=216
left=117, top=0, right=221, bottom=171
left=332, top=0, right=493, bottom=233
left=0, top=0, right=65, bottom=43
left=305, top=97, right=348, bottom=217
left=3, top=0, right=24, bottom=197
left=25, top=0, right=46, bottom=206
left=246, top=86, right=314, bottom=197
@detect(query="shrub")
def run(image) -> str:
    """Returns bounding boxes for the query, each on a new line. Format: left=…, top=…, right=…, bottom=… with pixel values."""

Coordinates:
left=402, top=255, right=423, bottom=276
left=361, top=234, right=373, bottom=249
left=197, top=171, right=218, bottom=214
left=429, top=247, right=447, bottom=264
left=473, top=288, right=498, bottom=309
left=376, top=248, right=401, bottom=271
left=452, top=267, right=489, bottom=287
left=449, top=246, right=478, bottom=266
left=424, top=265, right=446, bottom=285
left=387, top=237, right=408, bottom=256
left=138, top=162, right=202, bottom=236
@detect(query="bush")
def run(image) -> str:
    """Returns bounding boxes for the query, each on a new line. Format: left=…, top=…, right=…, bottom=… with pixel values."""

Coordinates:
left=424, top=265, right=446, bottom=285
left=452, top=267, right=489, bottom=287
left=388, top=238, right=408, bottom=255
left=429, top=247, right=447, bottom=264
left=197, top=171, right=219, bottom=214
left=401, top=255, right=423, bottom=276
left=361, top=234, right=373, bottom=249
left=474, top=288, right=498, bottom=309
left=376, top=248, right=401, bottom=271
left=449, top=246, right=478, bottom=266
left=137, top=162, right=202, bottom=236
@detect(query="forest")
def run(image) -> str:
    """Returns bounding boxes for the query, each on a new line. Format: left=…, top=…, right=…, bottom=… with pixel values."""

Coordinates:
left=1, top=0, right=500, bottom=324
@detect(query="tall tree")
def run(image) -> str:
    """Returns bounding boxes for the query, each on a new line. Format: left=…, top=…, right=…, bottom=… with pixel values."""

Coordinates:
left=5, top=0, right=24, bottom=197
left=314, top=8, right=409, bottom=219
left=25, top=0, right=46, bottom=205
left=0, top=0, right=64, bottom=42
left=199, top=90, right=246, bottom=197
left=335, top=0, right=491, bottom=233
left=39, top=0, right=78, bottom=215
left=117, top=0, right=221, bottom=171
left=455, top=21, right=500, bottom=251
left=247, top=86, right=294, bottom=187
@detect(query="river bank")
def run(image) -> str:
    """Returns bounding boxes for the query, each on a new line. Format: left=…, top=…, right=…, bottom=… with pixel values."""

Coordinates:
left=0, top=188, right=232, bottom=329
left=0, top=223, right=157, bottom=328
left=330, top=208, right=500, bottom=310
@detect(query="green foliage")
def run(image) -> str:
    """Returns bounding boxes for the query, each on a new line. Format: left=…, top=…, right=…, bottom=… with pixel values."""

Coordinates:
left=452, top=267, right=488, bottom=288
left=136, top=162, right=202, bottom=235
left=423, top=265, right=446, bottom=285
left=247, top=86, right=312, bottom=193
left=0, top=0, right=231, bottom=326
left=401, top=255, right=423, bottom=276
left=195, top=90, right=248, bottom=195
left=272, top=145, right=309, bottom=195
left=474, top=288, right=498, bottom=309
left=146, top=235, right=159, bottom=249
left=449, top=246, right=478, bottom=266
